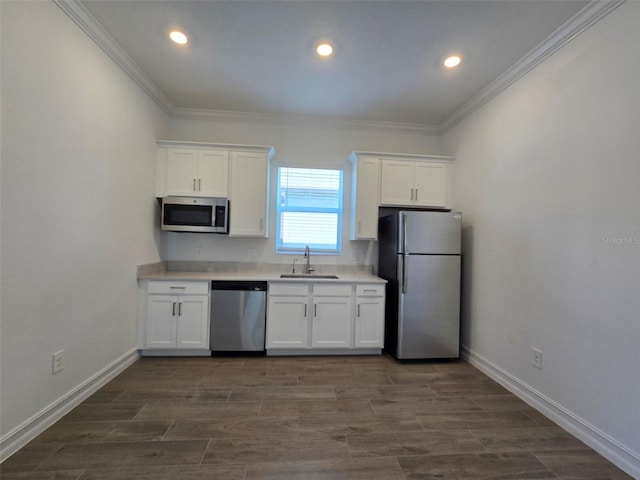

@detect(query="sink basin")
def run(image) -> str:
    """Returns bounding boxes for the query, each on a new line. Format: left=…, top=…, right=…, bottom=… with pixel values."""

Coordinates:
left=280, top=274, right=339, bottom=280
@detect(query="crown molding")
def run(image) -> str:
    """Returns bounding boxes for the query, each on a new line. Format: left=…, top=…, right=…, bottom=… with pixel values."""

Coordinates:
left=156, top=139, right=275, bottom=157
left=54, top=0, right=175, bottom=114
left=172, top=108, right=442, bottom=135
left=350, top=151, right=454, bottom=163
left=439, top=0, right=626, bottom=134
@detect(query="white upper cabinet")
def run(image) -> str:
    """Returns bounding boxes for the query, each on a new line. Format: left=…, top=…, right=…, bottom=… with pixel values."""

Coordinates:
left=229, top=151, right=270, bottom=237
left=156, top=141, right=274, bottom=235
left=350, top=151, right=454, bottom=236
left=196, top=150, right=230, bottom=197
left=350, top=153, right=380, bottom=240
left=165, top=149, right=199, bottom=197
left=229, top=152, right=269, bottom=237
left=164, top=148, right=229, bottom=197
left=379, top=154, right=454, bottom=209
left=413, top=162, right=448, bottom=208
left=379, top=159, right=414, bottom=206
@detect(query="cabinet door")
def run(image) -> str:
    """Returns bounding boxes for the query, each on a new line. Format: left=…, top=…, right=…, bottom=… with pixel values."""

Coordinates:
left=146, top=295, right=177, bottom=348
left=229, top=152, right=268, bottom=237
left=166, top=149, right=198, bottom=196
left=267, top=296, right=309, bottom=349
left=380, top=160, right=414, bottom=206
left=312, top=296, right=353, bottom=348
left=354, top=297, right=385, bottom=348
left=413, top=162, right=448, bottom=208
left=197, top=151, right=229, bottom=197
left=175, top=295, right=210, bottom=349
left=351, top=156, right=380, bottom=240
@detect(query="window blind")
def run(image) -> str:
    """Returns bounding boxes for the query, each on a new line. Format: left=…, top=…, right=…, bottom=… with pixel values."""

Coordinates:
left=276, top=167, right=343, bottom=254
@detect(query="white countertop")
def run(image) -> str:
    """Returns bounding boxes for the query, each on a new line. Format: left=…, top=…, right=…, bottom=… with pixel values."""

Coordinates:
left=137, top=263, right=386, bottom=284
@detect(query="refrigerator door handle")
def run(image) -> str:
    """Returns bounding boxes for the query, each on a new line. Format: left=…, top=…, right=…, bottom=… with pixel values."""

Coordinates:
left=402, top=254, right=408, bottom=294
left=402, top=213, right=408, bottom=254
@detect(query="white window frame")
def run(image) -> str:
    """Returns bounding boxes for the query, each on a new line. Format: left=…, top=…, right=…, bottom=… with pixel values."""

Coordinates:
left=276, top=167, right=343, bottom=255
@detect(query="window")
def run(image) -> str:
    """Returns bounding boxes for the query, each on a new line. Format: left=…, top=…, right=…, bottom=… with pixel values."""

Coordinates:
left=276, top=167, right=343, bottom=254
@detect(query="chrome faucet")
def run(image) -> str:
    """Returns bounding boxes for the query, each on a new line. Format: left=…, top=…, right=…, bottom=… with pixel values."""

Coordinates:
left=303, top=245, right=314, bottom=274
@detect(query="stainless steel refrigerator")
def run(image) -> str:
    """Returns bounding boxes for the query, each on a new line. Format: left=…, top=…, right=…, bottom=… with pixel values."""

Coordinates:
left=378, top=211, right=461, bottom=359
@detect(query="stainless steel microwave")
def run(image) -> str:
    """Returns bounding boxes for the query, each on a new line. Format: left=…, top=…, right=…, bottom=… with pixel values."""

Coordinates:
left=161, top=196, right=228, bottom=233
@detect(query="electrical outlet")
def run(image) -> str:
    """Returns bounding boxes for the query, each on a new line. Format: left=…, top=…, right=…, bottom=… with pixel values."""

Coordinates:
left=52, top=350, right=64, bottom=374
left=246, top=248, right=257, bottom=261
left=532, top=348, right=543, bottom=369
left=194, top=246, right=202, bottom=258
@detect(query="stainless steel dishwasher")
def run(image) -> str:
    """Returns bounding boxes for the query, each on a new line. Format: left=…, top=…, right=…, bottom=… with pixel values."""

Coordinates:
left=210, top=281, right=267, bottom=353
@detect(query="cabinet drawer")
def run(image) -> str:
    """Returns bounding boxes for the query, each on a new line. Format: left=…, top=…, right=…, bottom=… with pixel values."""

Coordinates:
left=269, top=283, right=310, bottom=296
left=312, top=284, right=352, bottom=297
left=356, top=284, right=385, bottom=297
left=148, top=281, right=209, bottom=295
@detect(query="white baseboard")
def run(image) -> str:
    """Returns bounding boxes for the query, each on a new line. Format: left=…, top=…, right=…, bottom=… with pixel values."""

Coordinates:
left=461, top=345, right=640, bottom=479
left=267, top=348, right=382, bottom=356
left=140, top=349, right=210, bottom=356
left=0, top=348, right=140, bottom=462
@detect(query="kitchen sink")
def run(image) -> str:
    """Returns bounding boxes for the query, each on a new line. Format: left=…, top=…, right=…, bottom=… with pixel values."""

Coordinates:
left=280, top=274, right=339, bottom=279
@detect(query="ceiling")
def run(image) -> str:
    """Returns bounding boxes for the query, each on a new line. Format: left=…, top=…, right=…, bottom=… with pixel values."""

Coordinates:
left=79, top=0, right=590, bottom=128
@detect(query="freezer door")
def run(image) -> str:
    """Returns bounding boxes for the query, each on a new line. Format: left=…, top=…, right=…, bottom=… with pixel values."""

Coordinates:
left=397, top=255, right=460, bottom=358
left=401, top=211, right=461, bottom=255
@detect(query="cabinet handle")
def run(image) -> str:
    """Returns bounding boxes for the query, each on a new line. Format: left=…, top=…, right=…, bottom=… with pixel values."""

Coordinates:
left=363, top=289, right=377, bottom=292
left=410, top=188, right=414, bottom=201
left=172, top=302, right=176, bottom=316
left=314, top=304, right=317, bottom=317
left=198, top=178, right=202, bottom=191
left=415, top=189, right=418, bottom=201
left=304, top=304, right=307, bottom=317
left=178, top=302, right=182, bottom=316
left=170, top=286, right=186, bottom=289
left=357, top=304, right=360, bottom=317
left=193, top=178, right=197, bottom=191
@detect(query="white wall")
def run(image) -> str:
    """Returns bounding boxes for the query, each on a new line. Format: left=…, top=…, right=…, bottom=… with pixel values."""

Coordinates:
left=167, top=117, right=441, bottom=267
left=1, top=0, right=169, bottom=443
left=443, top=1, right=639, bottom=474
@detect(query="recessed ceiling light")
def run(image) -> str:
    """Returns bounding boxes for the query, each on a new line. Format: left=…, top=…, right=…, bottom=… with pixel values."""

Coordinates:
left=444, top=55, right=461, bottom=68
left=316, top=42, right=333, bottom=58
left=169, top=30, right=188, bottom=45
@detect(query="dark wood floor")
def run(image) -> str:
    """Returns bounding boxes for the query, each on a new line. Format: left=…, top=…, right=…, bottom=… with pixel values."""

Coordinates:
left=1, top=355, right=632, bottom=479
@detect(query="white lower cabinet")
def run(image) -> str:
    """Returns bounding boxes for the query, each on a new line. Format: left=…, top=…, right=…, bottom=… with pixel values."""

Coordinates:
left=266, top=284, right=309, bottom=349
left=145, top=281, right=210, bottom=350
left=311, top=285, right=353, bottom=348
left=267, top=282, right=384, bottom=352
left=354, top=284, right=386, bottom=348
